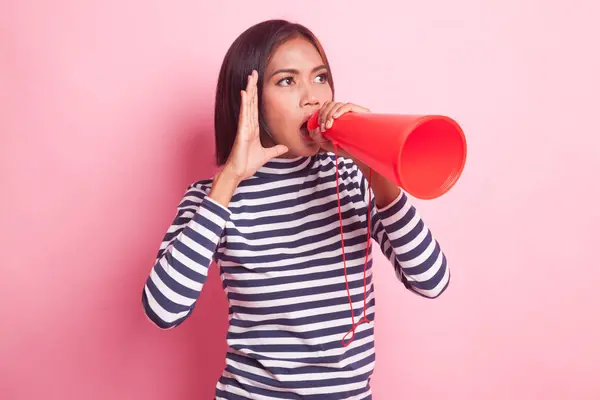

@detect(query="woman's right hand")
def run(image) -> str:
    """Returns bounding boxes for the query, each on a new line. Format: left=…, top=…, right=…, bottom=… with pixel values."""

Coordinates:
left=209, top=71, right=288, bottom=208
left=223, top=70, right=289, bottom=182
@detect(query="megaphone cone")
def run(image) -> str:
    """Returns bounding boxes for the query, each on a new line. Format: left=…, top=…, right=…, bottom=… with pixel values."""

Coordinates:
left=308, top=111, right=467, bottom=200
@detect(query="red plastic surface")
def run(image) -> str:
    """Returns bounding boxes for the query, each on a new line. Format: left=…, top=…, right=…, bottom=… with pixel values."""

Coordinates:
left=308, top=111, right=467, bottom=199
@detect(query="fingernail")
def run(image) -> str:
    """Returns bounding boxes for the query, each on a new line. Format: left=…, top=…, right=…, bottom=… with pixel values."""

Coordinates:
left=326, top=119, right=333, bottom=129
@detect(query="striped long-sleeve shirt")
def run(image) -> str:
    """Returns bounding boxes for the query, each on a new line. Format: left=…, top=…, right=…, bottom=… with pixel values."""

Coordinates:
left=142, top=152, right=450, bottom=399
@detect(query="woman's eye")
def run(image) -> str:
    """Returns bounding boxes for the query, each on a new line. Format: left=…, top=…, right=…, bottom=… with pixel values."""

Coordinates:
left=277, top=77, right=294, bottom=86
left=315, top=73, right=328, bottom=83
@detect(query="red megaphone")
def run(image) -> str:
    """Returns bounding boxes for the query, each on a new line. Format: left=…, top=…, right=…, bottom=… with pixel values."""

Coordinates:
left=307, top=111, right=467, bottom=200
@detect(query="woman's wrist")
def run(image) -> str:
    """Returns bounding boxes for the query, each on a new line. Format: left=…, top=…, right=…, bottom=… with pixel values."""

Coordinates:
left=208, top=165, right=242, bottom=208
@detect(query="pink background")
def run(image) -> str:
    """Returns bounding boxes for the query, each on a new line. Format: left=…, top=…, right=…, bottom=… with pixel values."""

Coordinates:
left=2, top=1, right=599, bottom=399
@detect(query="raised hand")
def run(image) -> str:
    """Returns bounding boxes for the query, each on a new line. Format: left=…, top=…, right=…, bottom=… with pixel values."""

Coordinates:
left=224, top=70, right=289, bottom=181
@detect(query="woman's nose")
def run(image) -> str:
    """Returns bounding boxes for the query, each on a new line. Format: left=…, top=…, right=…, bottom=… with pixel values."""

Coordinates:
left=300, top=85, right=320, bottom=107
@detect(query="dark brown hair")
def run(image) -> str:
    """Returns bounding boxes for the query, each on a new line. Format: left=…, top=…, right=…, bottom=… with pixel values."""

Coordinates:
left=213, top=19, right=335, bottom=165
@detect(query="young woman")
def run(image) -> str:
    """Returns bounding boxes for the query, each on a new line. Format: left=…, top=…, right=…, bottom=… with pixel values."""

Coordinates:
left=142, top=19, right=450, bottom=400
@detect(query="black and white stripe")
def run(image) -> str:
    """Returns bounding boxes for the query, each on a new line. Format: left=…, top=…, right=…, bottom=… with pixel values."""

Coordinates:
left=142, top=152, right=450, bottom=399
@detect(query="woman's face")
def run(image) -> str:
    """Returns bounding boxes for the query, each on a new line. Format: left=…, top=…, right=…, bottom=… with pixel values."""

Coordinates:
left=260, top=36, right=333, bottom=157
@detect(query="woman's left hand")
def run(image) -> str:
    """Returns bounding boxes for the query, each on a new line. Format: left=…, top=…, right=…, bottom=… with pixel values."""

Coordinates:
left=308, top=101, right=370, bottom=157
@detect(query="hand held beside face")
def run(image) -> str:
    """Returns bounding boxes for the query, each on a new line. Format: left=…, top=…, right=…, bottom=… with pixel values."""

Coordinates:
left=209, top=71, right=289, bottom=207
left=227, top=72, right=289, bottom=178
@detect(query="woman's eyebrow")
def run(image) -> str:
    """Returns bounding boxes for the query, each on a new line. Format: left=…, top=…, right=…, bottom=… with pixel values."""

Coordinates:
left=269, top=65, right=328, bottom=78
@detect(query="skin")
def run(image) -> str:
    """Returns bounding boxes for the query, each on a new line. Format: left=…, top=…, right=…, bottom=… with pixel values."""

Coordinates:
left=209, top=36, right=400, bottom=208
left=259, top=36, right=329, bottom=157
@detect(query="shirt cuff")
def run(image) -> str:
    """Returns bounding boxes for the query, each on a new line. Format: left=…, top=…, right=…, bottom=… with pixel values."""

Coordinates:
left=202, top=195, right=233, bottom=217
left=377, top=189, right=406, bottom=216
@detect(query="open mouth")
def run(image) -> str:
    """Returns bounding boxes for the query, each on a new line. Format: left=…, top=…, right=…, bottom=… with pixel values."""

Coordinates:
left=300, top=121, right=311, bottom=139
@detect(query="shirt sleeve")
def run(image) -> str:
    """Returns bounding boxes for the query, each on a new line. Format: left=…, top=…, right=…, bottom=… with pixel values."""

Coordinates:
left=142, top=181, right=231, bottom=329
left=353, top=160, right=451, bottom=298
